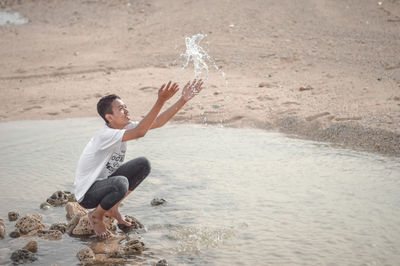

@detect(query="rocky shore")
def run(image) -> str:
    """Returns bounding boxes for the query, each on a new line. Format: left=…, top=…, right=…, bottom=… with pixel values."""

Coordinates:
left=0, top=191, right=168, bottom=265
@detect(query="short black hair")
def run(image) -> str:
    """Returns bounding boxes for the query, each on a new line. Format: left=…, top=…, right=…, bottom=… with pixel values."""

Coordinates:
left=97, top=94, right=120, bottom=123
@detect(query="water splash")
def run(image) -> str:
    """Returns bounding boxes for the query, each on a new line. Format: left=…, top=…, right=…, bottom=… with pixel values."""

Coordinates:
left=178, top=33, right=227, bottom=87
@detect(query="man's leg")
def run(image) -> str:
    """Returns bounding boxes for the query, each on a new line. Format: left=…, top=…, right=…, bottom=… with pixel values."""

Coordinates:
left=88, top=205, right=109, bottom=238
left=80, top=176, right=129, bottom=237
left=107, top=157, right=151, bottom=225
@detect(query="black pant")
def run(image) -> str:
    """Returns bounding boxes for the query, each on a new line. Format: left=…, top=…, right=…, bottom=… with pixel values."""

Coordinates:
left=79, top=157, right=151, bottom=210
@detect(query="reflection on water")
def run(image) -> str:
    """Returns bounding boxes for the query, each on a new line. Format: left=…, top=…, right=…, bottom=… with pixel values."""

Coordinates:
left=0, top=118, right=399, bottom=265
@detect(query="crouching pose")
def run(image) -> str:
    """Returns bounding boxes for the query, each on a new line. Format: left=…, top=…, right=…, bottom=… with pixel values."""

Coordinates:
left=74, top=80, right=203, bottom=238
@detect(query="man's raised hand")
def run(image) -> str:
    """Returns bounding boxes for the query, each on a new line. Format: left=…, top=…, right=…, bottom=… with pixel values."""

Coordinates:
left=182, top=79, right=204, bottom=102
left=158, top=81, right=179, bottom=102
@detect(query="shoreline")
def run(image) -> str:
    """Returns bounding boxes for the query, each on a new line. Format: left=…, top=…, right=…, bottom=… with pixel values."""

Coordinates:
left=1, top=0, right=399, bottom=157
left=1, top=112, right=399, bottom=157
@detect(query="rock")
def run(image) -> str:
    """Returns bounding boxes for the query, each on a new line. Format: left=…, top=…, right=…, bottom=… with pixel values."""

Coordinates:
left=15, top=213, right=45, bottom=234
left=37, top=229, right=63, bottom=240
left=49, top=223, right=67, bottom=234
left=66, top=212, right=84, bottom=235
left=156, top=259, right=169, bottom=266
left=213, top=91, right=221, bottom=95
left=40, top=202, right=52, bottom=210
left=72, top=214, right=115, bottom=236
left=23, top=240, right=38, bottom=253
left=67, top=193, right=77, bottom=202
left=117, top=215, right=145, bottom=233
left=299, top=85, right=314, bottom=91
left=8, top=211, right=19, bottom=221
left=0, top=218, right=5, bottom=239
left=88, top=235, right=144, bottom=264
left=46, top=191, right=71, bottom=206
left=258, top=82, right=278, bottom=88
left=10, top=249, right=37, bottom=264
left=77, top=247, right=95, bottom=262
left=106, top=248, right=125, bottom=258
left=72, top=215, right=94, bottom=235
left=65, top=202, right=87, bottom=220
left=151, top=198, right=167, bottom=206
left=123, top=237, right=145, bottom=255
left=9, top=230, right=20, bottom=238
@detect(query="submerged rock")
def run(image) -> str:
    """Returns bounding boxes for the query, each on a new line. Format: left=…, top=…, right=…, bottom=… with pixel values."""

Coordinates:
left=123, top=237, right=145, bottom=255
left=10, top=249, right=37, bottom=264
left=49, top=222, right=68, bottom=234
left=77, top=247, right=95, bottom=262
left=23, top=240, right=38, bottom=253
left=88, top=235, right=144, bottom=264
left=151, top=198, right=167, bottom=206
left=156, top=259, right=169, bottom=266
left=90, top=235, right=126, bottom=254
left=0, top=218, right=5, bottom=239
left=15, top=213, right=45, bottom=234
left=8, top=211, right=19, bottom=221
left=117, top=215, right=145, bottom=233
left=46, top=191, right=70, bottom=206
left=9, top=230, right=20, bottom=238
left=37, top=229, right=63, bottom=241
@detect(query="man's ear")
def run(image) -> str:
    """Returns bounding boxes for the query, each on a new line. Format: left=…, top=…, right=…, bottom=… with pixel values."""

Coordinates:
left=105, top=113, right=113, bottom=123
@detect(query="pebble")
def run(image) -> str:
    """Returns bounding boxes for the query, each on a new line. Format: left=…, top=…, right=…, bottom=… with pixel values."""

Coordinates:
left=77, top=247, right=95, bottom=262
left=23, top=240, right=38, bottom=253
left=9, top=230, right=20, bottom=238
left=151, top=198, right=167, bottom=206
left=37, top=229, right=63, bottom=241
left=40, top=202, right=51, bottom=210
left=156, top=259, right=169, bottom=266
left=10, top=249, right=37, bottom=264
left=299, top=85, right=314, bottom=91
left=8, top=211, right=19, bottom=221
left=49, top=223, right=68, bottom=234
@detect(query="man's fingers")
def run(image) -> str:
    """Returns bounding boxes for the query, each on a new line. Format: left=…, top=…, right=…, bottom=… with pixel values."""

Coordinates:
left=165, top=81, right=172, bottom=90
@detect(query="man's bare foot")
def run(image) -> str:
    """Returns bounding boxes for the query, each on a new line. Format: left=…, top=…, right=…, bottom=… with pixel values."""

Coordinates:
left=88, top=211, right=113, bottom=239
left=105, top=207, right=132, bottom=227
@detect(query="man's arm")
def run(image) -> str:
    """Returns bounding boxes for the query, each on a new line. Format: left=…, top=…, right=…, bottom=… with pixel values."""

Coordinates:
left=150, top=79, right=204, bottom=130
left=122, top=81, right=179, bottom=142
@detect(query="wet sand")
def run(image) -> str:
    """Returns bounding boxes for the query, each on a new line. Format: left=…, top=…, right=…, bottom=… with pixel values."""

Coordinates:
left=0, top=0, right=399, bottom=156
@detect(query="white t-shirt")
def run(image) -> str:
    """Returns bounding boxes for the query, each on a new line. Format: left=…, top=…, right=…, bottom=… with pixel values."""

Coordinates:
left=74, top=121, right=139, bottom=202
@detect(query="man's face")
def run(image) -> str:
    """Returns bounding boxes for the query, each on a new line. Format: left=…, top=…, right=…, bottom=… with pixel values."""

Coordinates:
left=106, top=99, right=131, bottom=129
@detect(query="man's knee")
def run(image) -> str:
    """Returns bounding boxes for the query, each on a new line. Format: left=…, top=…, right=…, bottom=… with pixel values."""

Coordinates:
left=111, top=176, right=129, bottom=195
left=138, top=156, right=151, bottom=176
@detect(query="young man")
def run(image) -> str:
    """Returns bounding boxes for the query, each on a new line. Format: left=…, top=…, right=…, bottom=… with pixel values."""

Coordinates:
left=74, top=80, right=203, bottom=238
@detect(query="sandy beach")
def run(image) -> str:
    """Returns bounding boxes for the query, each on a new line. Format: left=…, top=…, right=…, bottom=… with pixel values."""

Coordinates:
left=0, top=0, right=399, bottom=156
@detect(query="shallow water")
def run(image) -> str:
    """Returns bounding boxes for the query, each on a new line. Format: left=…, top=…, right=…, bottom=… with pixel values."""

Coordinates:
left=0, top=118, right=399, bottom=265
left=0, top=10, right=28, bottom=26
